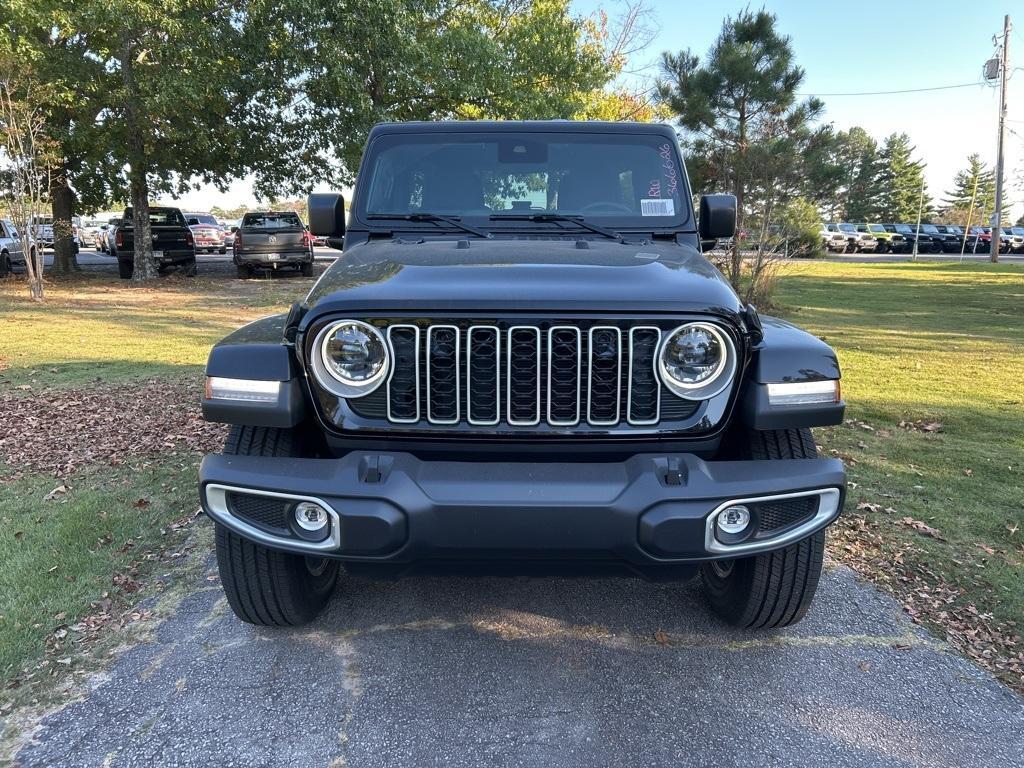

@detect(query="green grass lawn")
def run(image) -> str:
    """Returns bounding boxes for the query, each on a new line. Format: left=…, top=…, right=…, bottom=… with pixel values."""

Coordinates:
left=775, top=261, right=1023, bottom=684
left=0, top=262, right=1021, bottom=693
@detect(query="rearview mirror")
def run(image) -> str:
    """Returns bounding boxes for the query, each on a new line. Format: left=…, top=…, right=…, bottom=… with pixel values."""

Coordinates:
left=308, top=193, right=346, bottom=244
left=698, top=194, right=737, bottom=241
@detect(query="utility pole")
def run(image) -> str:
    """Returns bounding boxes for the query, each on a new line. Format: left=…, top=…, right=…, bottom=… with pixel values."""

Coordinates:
left=991, top=14, right=1011, bottom=263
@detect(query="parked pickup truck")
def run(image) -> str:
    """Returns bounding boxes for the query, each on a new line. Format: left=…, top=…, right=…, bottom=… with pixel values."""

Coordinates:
left=199, top=120, right=846, bottom=629
left=111, top=206, right=197, bottom=279
left=232, top=211, right=314, bottom=278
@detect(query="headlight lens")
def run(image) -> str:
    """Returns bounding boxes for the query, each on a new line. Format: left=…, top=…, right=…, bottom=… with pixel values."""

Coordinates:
left=658, top=322, right=736, bottom=400
left=312, top=320, right=390, bottom=398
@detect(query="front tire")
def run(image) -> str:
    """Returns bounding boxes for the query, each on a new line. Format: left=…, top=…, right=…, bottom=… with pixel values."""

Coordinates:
left=182, top=257, right=197, bottom=277
left=117, top=258, right=133, bottom=279
left=215, top=426, right=339, bottom=626
left=702, top=428, right=827, bottom=629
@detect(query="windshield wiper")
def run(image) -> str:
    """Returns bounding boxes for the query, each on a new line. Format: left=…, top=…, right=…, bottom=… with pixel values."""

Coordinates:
left=489, top=213, right=622, bottom=241
left=367, top=213, right=491, bottom=239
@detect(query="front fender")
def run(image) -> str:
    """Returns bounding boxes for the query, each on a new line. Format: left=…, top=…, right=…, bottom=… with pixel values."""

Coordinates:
left=741, top=315, right=844, bottom=430
left=202, top=313, right=307, bottom=428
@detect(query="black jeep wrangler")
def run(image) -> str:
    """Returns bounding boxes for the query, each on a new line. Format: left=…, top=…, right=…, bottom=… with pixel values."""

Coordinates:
left=199, top=121, right=845, bottom=629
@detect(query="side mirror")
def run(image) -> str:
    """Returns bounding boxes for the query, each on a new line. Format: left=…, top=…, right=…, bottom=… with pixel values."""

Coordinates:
left=698, top=194, right=737, bottom=241
left=308, top=193, right=346, bottom=243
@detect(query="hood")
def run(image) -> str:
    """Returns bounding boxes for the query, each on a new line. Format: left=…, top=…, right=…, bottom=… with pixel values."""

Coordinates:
left=303, top=237, right=744, bottom=317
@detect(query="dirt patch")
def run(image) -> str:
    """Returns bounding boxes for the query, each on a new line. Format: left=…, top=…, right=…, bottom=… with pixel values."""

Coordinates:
left=0, top=377, right=228, bottom=480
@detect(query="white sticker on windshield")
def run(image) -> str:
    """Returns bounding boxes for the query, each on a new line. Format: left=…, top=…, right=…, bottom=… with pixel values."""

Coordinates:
left=641, top=199, right=675, bottom=217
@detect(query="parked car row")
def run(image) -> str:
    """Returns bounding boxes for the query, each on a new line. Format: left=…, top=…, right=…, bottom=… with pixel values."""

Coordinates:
left=95, top=205, right=315, bottom=280
left=820, top=222, right=1024, bottom=254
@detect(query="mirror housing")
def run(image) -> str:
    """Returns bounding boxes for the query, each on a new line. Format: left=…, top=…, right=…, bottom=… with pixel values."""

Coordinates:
left=699, top=194, right=737, bottom=241
left=308, top=193, right=346, bottom=244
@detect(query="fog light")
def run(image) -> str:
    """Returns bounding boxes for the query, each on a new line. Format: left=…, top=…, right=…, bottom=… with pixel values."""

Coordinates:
left=717, top=505, right=751, bottom=535
left=294, top=501, right=329, bottom=532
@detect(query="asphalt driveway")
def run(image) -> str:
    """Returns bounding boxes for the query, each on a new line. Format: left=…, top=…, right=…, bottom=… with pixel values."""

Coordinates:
left=14, top=539, right=1024, bottom=768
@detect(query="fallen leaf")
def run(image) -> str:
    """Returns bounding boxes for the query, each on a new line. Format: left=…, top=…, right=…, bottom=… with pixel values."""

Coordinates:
left=654, top=630, right=669, bottom=646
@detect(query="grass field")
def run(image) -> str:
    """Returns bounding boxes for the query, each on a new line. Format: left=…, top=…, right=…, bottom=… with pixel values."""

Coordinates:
left=775, top=261, right=1023, bottom=684
left=0, top=262, right=1022, bottom=691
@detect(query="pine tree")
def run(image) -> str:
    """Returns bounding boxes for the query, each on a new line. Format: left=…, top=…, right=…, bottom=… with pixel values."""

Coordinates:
left=839, top=128, right=883, bottom=221
left=656, top=10, right=823, bottom=288
left=876, top=133, right=930, bottom=222
left=941, top=154, right=1008, bottom=224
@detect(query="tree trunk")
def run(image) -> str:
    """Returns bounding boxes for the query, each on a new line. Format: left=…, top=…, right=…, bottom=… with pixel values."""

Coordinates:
left=50, top=174, right=80, bottom=274
left=730, top=180, right=745, bottom=291
left=129, top=167, right=157, bottom=281
left=122, top=32, right=158, bottom=281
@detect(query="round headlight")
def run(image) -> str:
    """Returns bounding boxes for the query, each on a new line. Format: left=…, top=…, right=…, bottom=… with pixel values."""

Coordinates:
left=311, top=320, right=390, bottom=398
left=658, top=322, right=736, bottom=400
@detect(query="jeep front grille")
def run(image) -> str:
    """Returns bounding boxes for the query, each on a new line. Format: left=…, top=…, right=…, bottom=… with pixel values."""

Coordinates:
left=338, top=321, right=709, bottom=429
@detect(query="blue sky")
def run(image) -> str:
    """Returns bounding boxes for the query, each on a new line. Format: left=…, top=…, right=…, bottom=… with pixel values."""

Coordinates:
left=176, top=1, right=1022, bottom=219
left=574, top=0, right=1023, bottom=219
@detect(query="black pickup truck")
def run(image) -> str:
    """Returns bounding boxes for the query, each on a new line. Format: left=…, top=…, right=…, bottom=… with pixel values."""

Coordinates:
left=111, top=206, right=197, bottom=279
left=199, top=121, right=846, bottom=629
left=232, top=211, right=314, bottom=278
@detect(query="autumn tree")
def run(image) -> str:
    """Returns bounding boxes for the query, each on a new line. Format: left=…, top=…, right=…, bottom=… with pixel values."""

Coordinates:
left=656, top=10, right=823, bottom=289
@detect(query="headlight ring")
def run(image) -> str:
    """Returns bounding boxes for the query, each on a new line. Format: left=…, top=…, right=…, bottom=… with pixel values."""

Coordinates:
left=310, top=320, right=390, bottom=398
left=657, top=322, right=737, bottom=401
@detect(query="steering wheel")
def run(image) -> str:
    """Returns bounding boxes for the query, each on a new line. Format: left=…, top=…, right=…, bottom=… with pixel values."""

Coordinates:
left=579, top=202, right=633, bottom=214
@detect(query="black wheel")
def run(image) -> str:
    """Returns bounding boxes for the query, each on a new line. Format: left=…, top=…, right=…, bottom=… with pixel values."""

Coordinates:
left=236, top=264, right=252, bottom=279
left=876, top=241, right=888, bottom=254
left=929, top=241, right=941, bottom=254
left=219, top=246, right=227, bottom=254
left=301, top=260, right=313, bottom=277
left=215, top=426, right=339, bottom=627
left=182, top=257, right=197, bottom=277
left=0, top=251, right=10, bottom=278
left=117, top=258, right=133, bottom=279
left=702, top=428, right=826, bottom=629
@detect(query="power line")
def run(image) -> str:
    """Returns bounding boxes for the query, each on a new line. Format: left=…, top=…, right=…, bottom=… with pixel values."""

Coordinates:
left=795, top=82, right=982, bottom=97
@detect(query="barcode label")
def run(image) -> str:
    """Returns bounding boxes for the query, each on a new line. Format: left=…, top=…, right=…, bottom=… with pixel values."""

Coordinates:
left=641, top=199, right=675, bottom=217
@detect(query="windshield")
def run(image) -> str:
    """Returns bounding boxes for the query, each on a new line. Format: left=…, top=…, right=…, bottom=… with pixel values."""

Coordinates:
left=868, top=224, right=885, bottom=233
left=920, top=224, right=939, bottom=233
left=1012, top=228, right=1024, bottom=236
left=838, top=224, right=856, bottom=232
left=357, top=131, right=690, bottom=229
left=187, top=213, right=219, bottom=226
left=242, top=212, right=303, bottom=229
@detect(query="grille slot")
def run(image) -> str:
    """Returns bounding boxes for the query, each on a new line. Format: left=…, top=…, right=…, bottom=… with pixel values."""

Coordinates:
left=427, top=325, right=460, bottom=424
left=547, top=326, right=581, bottom=425
left=467, top=326, right=500, bottom=425
left=587, top=326, right=621, bottom=425
left=507, top=326, right=541, bottom=425
left=387, top=325, right=420, bottom=423
left=628, top=327, right=661, bottom=425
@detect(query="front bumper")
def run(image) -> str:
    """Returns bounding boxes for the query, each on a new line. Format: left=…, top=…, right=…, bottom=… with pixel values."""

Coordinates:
left=199, top=451, right=846, bottom=566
